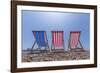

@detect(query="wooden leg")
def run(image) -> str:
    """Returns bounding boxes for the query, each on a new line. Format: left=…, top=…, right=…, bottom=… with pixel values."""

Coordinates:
left=31, top=41, right=36, bottom=51
left=79, top=40, right=83, bottom=49
left=63, top=39, right=65, bottom=51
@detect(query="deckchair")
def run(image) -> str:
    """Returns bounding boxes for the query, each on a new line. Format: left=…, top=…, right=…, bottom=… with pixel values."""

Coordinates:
left=31, top=31, right=49, bottom=53
left=68, top=31, right=83, bottom=51
left=51, top=31, right=65, bottom=52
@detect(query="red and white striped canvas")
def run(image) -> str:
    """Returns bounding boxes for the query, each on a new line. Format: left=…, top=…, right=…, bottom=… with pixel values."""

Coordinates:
left=52, top=31, right=63, bottom=47
left=69, top=32, right=80, bottom=49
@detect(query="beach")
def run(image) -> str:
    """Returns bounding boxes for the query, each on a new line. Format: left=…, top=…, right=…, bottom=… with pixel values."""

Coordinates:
left=22, top=49, right=90, bottom=62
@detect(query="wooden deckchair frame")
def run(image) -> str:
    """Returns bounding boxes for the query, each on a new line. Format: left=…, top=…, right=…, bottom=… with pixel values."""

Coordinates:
left=68, top=31, right=83, bottom=51
left=31, top=31, right=49, bottom=53
left=51, top=31, right=65, bottom=52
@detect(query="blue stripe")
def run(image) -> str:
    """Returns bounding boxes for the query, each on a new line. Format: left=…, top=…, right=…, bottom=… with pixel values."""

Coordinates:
left=41, top=32, right=46, bottom=47
left=35, top=31, right=47, bottom=48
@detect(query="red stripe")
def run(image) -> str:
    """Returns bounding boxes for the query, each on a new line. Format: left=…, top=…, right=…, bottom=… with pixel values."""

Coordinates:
left=70, top=32, right=80, bottom=48
left=55, top=32, right=57, bottom=46
left=52, top=31, right=63, bottom=47
left=56, top=32, right=57, bottom=46
left=57, top=32, right=59, bottom=46
left=55, top=32, right=56, bottom=46
left=58, top=33, right=60, bottom=46
left=59, top=32, right=61, bottom=46
left=61, top=32, right=63, bottom=46
left=54, top=32, right=55, bottom=46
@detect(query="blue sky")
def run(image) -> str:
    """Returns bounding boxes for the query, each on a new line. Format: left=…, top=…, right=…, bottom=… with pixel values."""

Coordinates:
left=22, top=10, right=90, bottom=50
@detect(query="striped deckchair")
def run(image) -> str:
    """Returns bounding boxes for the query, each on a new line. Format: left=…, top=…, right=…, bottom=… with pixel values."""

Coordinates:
left=31, top=31, right=49, bottom=53
left=68, top=31, right=83, bottom=51
left=51, top=31, right=65, bottom=52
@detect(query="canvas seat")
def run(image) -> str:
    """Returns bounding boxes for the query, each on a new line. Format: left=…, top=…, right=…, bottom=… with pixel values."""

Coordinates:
left=30, top=31, right=49, bottom=53
left=51, top=31, right=65, bottom=52
left=68, top=31, right=84, bottom=51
